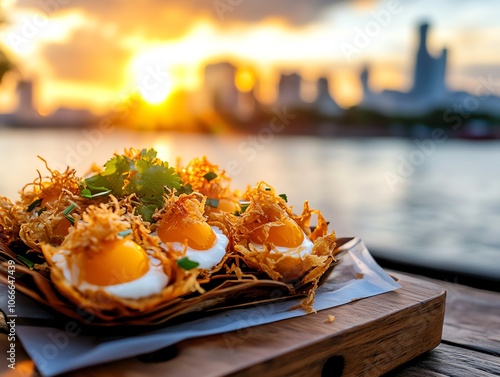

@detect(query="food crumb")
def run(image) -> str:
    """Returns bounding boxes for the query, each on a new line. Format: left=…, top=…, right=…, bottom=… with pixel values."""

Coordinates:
left=355, top=273, right=364, bottom=279
left=325, top=314, right=336, bottom=323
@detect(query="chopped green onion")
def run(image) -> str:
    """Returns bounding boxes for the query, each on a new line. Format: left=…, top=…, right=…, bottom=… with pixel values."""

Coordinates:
left=27, top=198, right=43, bottom=212
left=81, top=188, right=112, bottom=199
left=265, top=187, right=271, bottom=191
left=85, top=182, right=112, bottom=193
left=206, top=198, right=220, bottom=208
left=176, top=257, right=199, bottom=270
left=17, top=255, right=35, bottom=269
left=203, top=172, right=218, bottom=182
left=118, top=229, right=132, bottom=238
left=177, top=183, right=193, bottom=195
left=63, top=204, right=76, bottom=215
left=235, top=201, right=250, bottom=216
left=279, top=194, right=288, bottom=202
left=63, top=204, right=76, bottom=225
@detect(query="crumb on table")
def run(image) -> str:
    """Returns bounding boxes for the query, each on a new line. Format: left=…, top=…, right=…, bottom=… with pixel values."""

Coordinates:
left=325, top=314, right=336, bottom=323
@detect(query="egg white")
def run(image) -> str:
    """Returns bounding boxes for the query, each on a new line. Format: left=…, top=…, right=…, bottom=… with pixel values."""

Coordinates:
left=250, top=230, right=314, bottom=258
left=152, top=226, right=229, bottom=270
left=51, top=251, right=169, bottom=300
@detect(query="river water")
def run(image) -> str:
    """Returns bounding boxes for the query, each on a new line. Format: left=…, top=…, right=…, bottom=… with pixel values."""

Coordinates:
left=1, top=127, right=499, bottom=279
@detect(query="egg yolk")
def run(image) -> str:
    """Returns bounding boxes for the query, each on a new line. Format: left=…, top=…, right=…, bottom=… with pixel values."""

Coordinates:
left=251, top=217, right=304, bottom=248
left=207, top=198, right=240, bottom=214
left=81, top=239, right=150, bottom=286
left=158, top=221, right=216, bottom=250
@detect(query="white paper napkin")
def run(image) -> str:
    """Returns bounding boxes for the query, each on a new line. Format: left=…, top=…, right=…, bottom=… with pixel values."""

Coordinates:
left=0, top=238, right=400, bottom=376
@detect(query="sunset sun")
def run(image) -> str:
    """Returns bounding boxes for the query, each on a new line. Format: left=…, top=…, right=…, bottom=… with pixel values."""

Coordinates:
left=130, top=51, right=176, bottom=105
left=137, top=73, right=173, bottom=104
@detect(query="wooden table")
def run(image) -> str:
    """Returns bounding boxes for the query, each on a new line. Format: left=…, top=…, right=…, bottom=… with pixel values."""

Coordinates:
left=386, top=272, right=500, bottom=377
left=1, top=272, right=499, bottom=376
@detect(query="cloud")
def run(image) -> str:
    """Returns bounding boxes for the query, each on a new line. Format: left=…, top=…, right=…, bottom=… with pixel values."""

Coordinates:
left=42, top=27, right=130, bottom=86
left=11, top=0, right=349, bottom=88
left=16, top=0, right=340, bottom=39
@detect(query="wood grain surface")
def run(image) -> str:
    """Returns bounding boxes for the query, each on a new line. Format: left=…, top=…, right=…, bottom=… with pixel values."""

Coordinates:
left=383, top=272, right=500, bottom=377
left=1, top=272, right=447, bottom=377
left=2, top=273, right=498, bottom=376
left=386, top=343, right=500, bottom=377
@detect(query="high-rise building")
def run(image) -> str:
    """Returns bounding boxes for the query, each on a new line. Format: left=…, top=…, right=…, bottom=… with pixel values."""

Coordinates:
left=276, top=73, right=304, bottom=109
left=359, top=23, right=451, bottom=116
left=360, top=65, right=371, bottom=96
left=315, top=77, right=342, bottom=116
left=411, top=23, right=447, bottom=99
left=359, top=65, right=375, bottom=107
left=203, top=62, right=239, bottom=114
left=16, top=80, right=36, bottom=115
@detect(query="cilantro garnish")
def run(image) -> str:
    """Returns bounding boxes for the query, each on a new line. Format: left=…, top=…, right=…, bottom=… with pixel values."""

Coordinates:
left=84, top=149, right=182, bottom=198
left=137, top=204, right=157, bottom=222
left=176, top=257, right=199, bottom=270
left=81, top=149, right=186, bottom=221
left=203, top=172, right=217, bottom=182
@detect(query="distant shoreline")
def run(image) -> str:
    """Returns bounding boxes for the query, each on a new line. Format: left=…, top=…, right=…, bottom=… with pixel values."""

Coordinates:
left=2, top=120, right=498, bottom=141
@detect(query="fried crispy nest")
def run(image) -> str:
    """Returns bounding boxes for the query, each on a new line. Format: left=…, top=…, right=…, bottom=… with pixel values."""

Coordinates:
left=233, top=182, right=337, bottom=312
left=154, top=192, right=219, bottom=237
left=152, top=192, right=232, bottom=274
left=0, top=158, right=90, bottom=252
left=0, top=154, right=340, bottom=325
left=178, top=156, right=241, bottom=213
left=178, top=156, right=232, bottom=198
left=40, top=199, right=202, bottom=321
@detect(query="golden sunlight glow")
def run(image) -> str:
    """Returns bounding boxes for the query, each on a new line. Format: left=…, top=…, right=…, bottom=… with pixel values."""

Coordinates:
left=5, top=4, right=492, bottom=116
left=153, top=141, right=173, bottom=162
left=129, top=49, right=175, bottom=104
left=235, top=68, right=256, bottom=92
left=370, top=66, right=410, bottom=92
left=2, top=0, right=16, bottom=8
left=331, top=70, right=362, bottom=108
left=138, top=76, right=173, bottom=104
left=37, top=82, right=121, bottom=115
left=0, top=74, right=17, bottom=112
left=3, top=10, right=87, bottom=57
left=128, top=42, right=201, bottom=105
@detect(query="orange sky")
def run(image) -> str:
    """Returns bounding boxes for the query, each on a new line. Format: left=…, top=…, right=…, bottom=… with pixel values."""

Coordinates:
left=1, top=0, right=499, bottom=115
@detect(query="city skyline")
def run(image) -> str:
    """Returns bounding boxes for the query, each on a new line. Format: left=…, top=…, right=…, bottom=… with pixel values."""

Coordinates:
left=2, top=20, right=500, bottom=131
left=1, top=0, right=500, bottom=115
